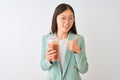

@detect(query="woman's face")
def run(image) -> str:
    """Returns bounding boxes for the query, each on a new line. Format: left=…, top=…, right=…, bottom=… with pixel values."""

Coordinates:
left=56, top=9, right=74, bottom=33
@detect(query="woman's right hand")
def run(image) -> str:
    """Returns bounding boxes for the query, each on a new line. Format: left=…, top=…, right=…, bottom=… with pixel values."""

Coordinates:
left=46, top=48, right=57, bottom=61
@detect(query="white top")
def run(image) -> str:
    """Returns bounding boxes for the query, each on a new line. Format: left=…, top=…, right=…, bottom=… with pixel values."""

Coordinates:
left=59, top=39, right=68, bottom=71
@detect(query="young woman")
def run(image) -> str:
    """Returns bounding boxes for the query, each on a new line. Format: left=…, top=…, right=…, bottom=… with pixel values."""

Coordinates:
left=41, top=3, right=88, bottom=80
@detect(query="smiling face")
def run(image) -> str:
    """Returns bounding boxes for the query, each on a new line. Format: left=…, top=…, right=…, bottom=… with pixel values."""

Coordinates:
left=56, top=9, right=74, bottom=33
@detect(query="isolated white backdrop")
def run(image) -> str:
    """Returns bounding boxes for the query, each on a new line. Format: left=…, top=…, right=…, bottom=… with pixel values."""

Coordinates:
left=0, top=0, right=120, bottom=80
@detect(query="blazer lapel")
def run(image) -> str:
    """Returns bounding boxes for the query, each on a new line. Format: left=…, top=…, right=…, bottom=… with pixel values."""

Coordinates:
left=57, top=61, right=62, bottom=78
left=62, top=32, right=74, bottom=77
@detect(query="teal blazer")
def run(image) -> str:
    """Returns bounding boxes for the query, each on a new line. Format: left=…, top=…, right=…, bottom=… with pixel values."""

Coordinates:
left=41, top=32, right=88, bottom=80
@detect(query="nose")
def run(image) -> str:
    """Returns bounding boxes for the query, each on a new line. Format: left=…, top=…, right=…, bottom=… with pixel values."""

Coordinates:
left=64, top=19, right=69, bottom=24
left=64, top=20, right=70, bottom=28
left=64, top=18, right=73, bottom=24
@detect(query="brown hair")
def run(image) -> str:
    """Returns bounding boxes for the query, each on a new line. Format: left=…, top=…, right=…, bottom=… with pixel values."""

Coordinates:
left=50, top=3, right=77, bottom=34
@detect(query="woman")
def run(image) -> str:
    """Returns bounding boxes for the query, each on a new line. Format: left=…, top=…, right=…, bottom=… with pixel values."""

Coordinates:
left=41, top=3, right=88, bottom=80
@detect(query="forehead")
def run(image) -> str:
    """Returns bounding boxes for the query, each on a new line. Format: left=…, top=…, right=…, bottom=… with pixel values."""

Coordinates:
left=58, top=9, right=74, bottom=17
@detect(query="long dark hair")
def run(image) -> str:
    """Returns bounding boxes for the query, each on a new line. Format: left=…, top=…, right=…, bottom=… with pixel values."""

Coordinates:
left=50, top=3, right=77, bottom=34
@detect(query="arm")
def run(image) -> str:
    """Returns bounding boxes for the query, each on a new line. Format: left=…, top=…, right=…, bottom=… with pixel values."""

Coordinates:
left=40, top=35, right=53, bottom=71
left=74, top=35, right=88, bottom=74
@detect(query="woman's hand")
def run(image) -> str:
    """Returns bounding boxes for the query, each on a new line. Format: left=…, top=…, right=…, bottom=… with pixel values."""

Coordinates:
left=68, top=36, right=81, bottom=54
left=46, top=48, right=58, bottom=61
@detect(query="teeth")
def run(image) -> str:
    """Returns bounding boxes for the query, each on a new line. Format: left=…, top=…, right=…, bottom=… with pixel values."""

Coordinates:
left=64, top=27, right=68, bottom=29
left=64, top=26, right=69, bottom=29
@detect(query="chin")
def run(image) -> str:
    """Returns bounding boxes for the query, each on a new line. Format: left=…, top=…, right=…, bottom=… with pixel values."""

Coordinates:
left=62, top=29, right=69, bottom=33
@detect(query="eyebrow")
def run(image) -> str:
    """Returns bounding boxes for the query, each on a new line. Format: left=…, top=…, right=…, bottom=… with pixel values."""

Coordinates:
left=60, top=15, right=74, bottom=17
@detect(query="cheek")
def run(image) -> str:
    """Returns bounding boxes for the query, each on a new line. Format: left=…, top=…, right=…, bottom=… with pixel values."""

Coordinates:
left=57, top=23, right=62, bottom=29
left=69, top=23, right=74, bottom=28
left=57, top=20, right=62, bottom=26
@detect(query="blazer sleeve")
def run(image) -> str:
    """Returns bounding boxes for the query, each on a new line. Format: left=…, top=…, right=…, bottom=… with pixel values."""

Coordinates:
left=74, top=35, right=88, bottom=74
left=40, top=35, right=53, bottom=71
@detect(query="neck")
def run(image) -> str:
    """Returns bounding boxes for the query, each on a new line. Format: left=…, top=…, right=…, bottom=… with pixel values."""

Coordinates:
left=56, top=32, right=68, bottom=40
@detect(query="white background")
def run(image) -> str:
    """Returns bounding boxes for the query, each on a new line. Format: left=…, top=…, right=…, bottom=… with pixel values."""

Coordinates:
left=0, top=0, right=120, bottom=80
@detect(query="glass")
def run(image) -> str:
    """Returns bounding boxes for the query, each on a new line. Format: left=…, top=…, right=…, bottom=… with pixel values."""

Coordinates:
left=59, top=17, right=74, bottom=23
left=47, top=35, right=59, bottom=62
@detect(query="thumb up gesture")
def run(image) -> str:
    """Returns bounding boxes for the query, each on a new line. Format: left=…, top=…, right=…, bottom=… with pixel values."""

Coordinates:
left=68, top=36, right=81, bottom=54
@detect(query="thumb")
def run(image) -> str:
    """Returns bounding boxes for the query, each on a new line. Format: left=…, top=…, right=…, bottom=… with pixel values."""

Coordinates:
left=74, top=36, right=78, bottom=42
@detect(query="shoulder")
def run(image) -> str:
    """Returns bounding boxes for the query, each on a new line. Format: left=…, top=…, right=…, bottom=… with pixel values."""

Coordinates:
left=42, top=33, right=50, bottom=38
left=41, top=33, right=51, bottom=41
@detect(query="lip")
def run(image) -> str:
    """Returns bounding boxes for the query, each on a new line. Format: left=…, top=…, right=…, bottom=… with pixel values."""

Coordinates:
left=64, top=26, right=69, bottom=29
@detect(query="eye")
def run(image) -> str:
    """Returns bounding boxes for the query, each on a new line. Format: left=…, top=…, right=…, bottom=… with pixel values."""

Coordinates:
left=69, top=17, right=73, bottom=20
left=61, top=17, right=65, bottom=19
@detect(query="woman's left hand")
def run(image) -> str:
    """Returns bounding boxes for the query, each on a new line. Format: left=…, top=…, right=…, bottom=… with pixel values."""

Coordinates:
left=68, top=36, right=81, bottom=54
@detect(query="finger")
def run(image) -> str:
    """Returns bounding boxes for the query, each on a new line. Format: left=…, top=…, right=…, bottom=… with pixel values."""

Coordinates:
left=47, top=53, right=57, bottom=61
left=68, top=41, right=73, bottom=43
left=68, top=45, right=73, bottom=52
left=47, top=54, right=55, bottom=59
left=68, top=41, right=73, bottom=46
left=48, top=50, right=56, bottom=55
left=46, top=48, right=52, bottom=55
left=52, top=53, right=58, bottom=61
left=47, top=47, right=53, bottom=52
left=74, top=36, right=78, bottom=41
left=67, top=44, right=71, bottom=49
left=47, top=56, right=52, bottom=61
